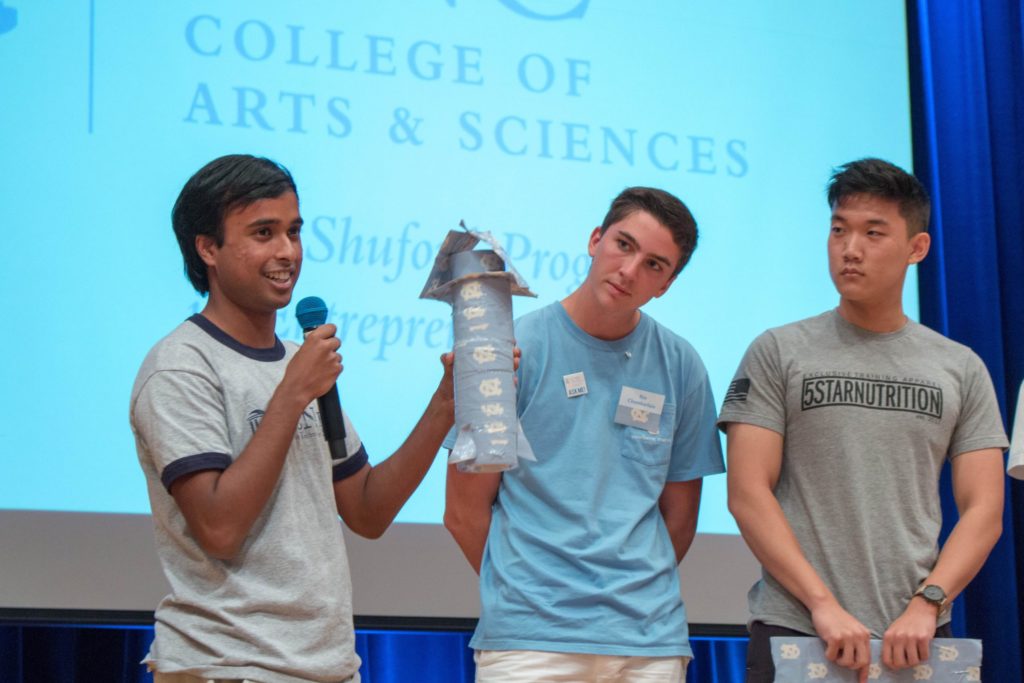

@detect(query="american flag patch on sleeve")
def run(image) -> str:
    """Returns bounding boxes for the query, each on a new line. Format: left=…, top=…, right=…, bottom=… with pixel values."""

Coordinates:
left=724, top=378, right=750, bottom=404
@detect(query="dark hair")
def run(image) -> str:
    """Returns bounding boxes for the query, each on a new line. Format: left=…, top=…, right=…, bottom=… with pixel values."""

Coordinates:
left=827, top=158, right=931, bottom=235
left=172, top=155, right=298, bottom=294
left=599, top=187, right=698, bottom=276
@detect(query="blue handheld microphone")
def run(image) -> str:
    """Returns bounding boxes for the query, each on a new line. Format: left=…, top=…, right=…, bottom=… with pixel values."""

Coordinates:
left=295, top=296, right=347, bottom=460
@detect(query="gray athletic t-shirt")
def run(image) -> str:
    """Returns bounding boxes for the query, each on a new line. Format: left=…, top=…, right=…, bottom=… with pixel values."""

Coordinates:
left=130, top=315, right=368, bottom=683
left=718, top=310, right=1007, bottom=636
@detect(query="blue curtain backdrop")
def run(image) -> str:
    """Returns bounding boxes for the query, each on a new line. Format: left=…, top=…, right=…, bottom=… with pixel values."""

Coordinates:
left=2, top=1, right=1022, bottom=681
left=908, top=0, right=1024, bottom=681
left=0, top=625, right=747, bottom=682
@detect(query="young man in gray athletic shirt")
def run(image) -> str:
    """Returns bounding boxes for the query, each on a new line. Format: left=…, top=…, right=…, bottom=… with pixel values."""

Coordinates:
left=130, top=155, right=454, bottom=683
left=718, top=158, right=1007, bottom=683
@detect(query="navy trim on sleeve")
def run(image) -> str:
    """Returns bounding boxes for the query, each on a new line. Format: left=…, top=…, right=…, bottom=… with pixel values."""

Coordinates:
left=187, top=314, right=286, bottom=362
left=332, top=445, right=369, bottom=482
left=161, top=452, right=233, bottom=491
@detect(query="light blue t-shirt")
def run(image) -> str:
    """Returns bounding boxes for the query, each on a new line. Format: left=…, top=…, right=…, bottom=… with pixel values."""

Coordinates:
left=471, top=302, right=725, bottom=657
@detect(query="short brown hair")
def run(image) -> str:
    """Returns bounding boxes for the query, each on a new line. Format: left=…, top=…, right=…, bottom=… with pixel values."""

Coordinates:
left=600, top=187, right=698, bottom=276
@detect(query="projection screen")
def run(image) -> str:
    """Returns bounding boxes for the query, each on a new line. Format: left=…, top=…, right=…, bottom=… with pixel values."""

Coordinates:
left=0, top=0, right=915, bottom=625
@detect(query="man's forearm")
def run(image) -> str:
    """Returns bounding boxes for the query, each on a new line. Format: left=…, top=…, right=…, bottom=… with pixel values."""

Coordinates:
left=172, top=384, right=308, bottom=559
left=729, top=488, right=836, bottom=611
left=182, top=323, right=349, bottom=557
left=444, top=466, right=501, bottom=574
left=922, top=500, right=1003, bottom=603
left=920, top=449, right=1005, bottom=602
left=659, top=480, right=701, bottom=564
left=731, top=484, right=873, bottom=676
left=880, top=453, right=1004, bottom=671
left=667, top=523, right=696, bottom=565
left=445, top=508, right=492, bottom=574
left=339, top=390, right=454, bottom=537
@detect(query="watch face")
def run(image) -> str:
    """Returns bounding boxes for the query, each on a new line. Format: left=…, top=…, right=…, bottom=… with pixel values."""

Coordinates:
left=922, top=585, right=946, bottom=602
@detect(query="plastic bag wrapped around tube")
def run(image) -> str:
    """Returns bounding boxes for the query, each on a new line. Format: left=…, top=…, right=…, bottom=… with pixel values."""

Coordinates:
left=420, top=227, right=536, bottom=472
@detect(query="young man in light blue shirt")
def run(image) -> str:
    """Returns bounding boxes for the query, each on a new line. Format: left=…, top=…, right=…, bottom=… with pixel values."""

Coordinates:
left=445, top=187, right=725, bottom=682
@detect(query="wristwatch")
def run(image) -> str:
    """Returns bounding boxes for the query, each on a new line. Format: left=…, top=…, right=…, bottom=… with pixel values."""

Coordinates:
left=913, top=584, right=949, bottom=614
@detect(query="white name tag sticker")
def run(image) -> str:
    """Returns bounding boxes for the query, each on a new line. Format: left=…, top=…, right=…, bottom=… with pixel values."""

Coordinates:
left=563, top=372, right=588, bottom=398
left=614, top=386, right=666, bottom=432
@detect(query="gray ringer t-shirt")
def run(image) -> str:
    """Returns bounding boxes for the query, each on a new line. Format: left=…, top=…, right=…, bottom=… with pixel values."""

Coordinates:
left=130, top=315, right=367, bottom=683
left=718, top=310, right=1007, bottom=636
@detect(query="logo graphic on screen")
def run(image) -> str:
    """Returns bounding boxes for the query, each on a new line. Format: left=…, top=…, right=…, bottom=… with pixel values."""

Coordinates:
left=0, top=2, right=18, bottom=35
left=446, top=0, right=589, bottom=21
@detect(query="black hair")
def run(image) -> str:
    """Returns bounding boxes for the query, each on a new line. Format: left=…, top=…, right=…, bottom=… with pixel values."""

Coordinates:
left=827, top=158, right=931, bottom=235
left=172, top=154, right=297, bottom=294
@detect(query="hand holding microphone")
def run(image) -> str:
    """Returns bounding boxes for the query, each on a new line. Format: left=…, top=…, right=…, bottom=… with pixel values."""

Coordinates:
left=295, top=296, right=347, bottom=460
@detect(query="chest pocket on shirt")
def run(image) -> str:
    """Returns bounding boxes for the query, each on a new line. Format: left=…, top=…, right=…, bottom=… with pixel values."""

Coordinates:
left=620, top=402, right=676, bottom=467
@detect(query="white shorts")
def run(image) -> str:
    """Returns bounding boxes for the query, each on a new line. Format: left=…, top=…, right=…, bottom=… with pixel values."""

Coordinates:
left=474, top=649, right=690, bottom=682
